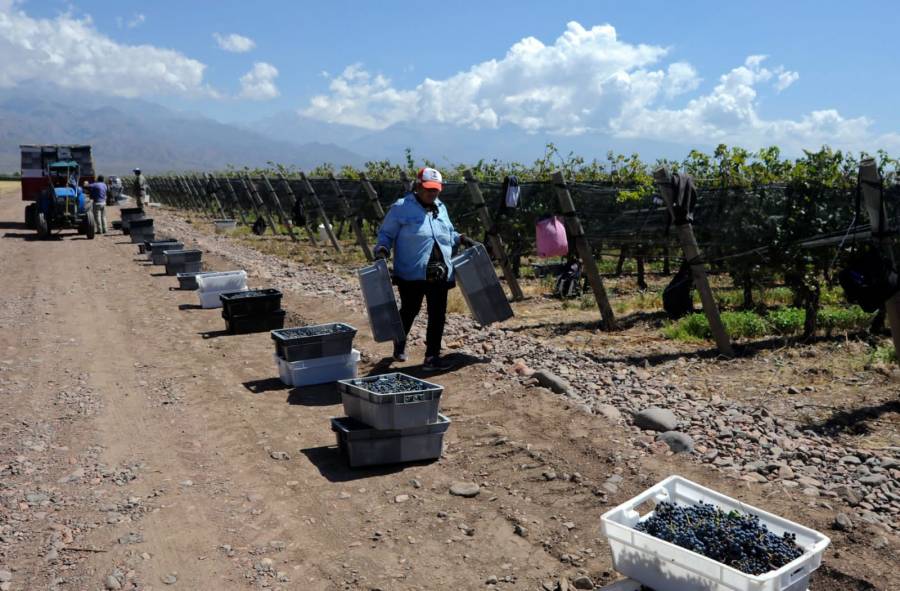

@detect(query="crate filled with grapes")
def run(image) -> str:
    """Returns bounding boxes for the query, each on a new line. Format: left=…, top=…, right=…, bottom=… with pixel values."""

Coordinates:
left=600, top=475, right=830, bottom=591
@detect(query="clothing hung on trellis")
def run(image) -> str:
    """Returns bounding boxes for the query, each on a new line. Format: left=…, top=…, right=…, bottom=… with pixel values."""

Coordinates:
left=504, top=175, right=520, bottom=208
left=663, top=261, right=695, bottom=319
left=252, top=216, right=267, bottom=236
left=838, top=244, right=898, bottom=312
left=669, top=172, right=698, bottom=224
left=535, top=216, right=569, bottom=258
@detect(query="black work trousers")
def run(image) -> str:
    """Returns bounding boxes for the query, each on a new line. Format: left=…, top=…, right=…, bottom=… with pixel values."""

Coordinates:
left=396, top=279, right=450, bottom=358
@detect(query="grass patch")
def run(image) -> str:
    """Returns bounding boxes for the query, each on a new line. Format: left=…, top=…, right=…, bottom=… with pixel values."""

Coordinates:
left=870, top=345, right=897, bottom=364
left=662, top=305, right=874, bottom=341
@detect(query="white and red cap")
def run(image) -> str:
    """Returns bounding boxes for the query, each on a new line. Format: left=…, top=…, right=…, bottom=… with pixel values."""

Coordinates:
left=417, top=167, right=443, bottom=191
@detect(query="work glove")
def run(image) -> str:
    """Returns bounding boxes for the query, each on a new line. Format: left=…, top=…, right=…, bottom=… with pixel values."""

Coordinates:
left=374, top=245, right=390, bottom=260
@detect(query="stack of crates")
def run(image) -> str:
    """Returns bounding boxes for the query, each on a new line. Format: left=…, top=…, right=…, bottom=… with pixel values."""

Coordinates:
left=150, top=241, right=183, bottom=265
left=220, top=288, right=285, bottom=334
left=333, top=373, right=450, bottom=468
left=271, top=323, right=360, bottom=387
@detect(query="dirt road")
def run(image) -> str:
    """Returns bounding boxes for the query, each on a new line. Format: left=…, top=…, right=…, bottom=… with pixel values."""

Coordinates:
left=0, top=187, right=894, bottom=590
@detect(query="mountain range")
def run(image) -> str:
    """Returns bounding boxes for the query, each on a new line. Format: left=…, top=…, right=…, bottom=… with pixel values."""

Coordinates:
left=0, top=87, right=700, bottom=174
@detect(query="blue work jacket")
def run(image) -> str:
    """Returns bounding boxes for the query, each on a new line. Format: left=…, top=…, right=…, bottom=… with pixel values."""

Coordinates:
left=376, top=193, right=461, bottom=281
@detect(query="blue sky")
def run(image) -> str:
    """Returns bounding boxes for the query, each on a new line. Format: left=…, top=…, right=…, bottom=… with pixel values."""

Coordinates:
left=3, top=0, right=899, bottom=156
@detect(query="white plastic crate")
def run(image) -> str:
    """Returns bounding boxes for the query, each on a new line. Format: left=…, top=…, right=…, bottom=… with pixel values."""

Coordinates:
left=196, top=270, right=248, bottom=293
left=598, top=580, right=641, bottom=591
left=198, top=286, right=249, bottom=309
left=196, top=271, right=249, bottom=309
left=274, top=350, right=360, bottom=387
left=600, top=475, right=829, bottom=591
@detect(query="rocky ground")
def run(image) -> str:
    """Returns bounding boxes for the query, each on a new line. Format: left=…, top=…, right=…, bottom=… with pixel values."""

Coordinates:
left=0, top=187, right=896, bottom=590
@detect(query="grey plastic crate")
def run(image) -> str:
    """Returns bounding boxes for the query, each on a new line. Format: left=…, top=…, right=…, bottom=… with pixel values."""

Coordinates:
left=176, top=271, right=205, bottom=290
left=130, top=230, right=154, bottom=244
left=164, top=249, right=202, bottom=265
left=165, top=260, right=202, bottom=276
left=120, top=211, right=145, bottom=233
left=140, top=238, right=174, bottom=255
left=357, top=259, right=405, bottom=343
left=338, top=373, right=443, bottom=430
left=151, top=242, right=183, bottom=265
left=451, top=244, right=514, bottom=326
left=331, top=414, right=450, bottom=468
left=271, top=323, right=357, bottom=362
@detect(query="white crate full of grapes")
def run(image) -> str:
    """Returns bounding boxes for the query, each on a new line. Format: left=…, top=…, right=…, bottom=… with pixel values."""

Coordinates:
left=600, top=475, right=830, bottom=591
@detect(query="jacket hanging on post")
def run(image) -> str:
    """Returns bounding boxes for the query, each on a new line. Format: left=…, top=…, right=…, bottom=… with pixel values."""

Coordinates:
left=669, top=172, right=698, bottom=224
left=252, top=216, right=267, bottom=235
left=504, top=175, right=520, bottom=208
left=535, top=216, right=569, bottom=258
left=663, top=260, right=695, bottom=319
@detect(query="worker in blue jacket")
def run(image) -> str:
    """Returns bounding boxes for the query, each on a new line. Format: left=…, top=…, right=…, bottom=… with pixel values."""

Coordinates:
left=375, top=167, right=473, bottom=371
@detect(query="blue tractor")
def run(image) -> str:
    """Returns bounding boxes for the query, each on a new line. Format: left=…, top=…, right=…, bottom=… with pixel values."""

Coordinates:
left=34, top=160, right=96, bottom=240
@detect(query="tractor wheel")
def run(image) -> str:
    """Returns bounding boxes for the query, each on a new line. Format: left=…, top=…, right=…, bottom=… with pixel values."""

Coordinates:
left=36, top=211, right=49, bottom=239
left=85, top=210, right=96, bottom=240
left=24, top=204, right=35, bottom=229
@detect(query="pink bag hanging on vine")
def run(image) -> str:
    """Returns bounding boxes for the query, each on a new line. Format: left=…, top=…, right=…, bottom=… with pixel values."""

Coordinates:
left=535, top=216, right=569, bottom=258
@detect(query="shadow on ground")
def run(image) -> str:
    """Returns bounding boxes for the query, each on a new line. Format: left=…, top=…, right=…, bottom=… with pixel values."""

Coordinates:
left=300, top=445, right=435, bottom=483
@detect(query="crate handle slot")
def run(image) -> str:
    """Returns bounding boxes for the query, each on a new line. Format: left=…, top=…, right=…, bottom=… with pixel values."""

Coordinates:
left=788, top=565, right=808, bottom=582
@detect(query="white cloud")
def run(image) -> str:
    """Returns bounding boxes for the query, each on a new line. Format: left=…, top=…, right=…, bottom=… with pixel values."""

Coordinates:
left=608, top=56, right=871, bottom=152
left=304, top=22, right=672, bottom=134
left=301, top=22, right=889, bottom=152
left=0, top=4, right=214, bottom=98
left=775, top=70, right=799, bottom=92
left=127, top=13, right=145, bottom=29
left=213, top=32, right=255, bottom=53
left=239, top=62, right=279, bottom=100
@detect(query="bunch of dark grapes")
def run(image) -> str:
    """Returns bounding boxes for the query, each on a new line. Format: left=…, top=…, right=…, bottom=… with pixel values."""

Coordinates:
left=634, top=502, right=804, bottom=575
left=278, top=324, right=352, bottom=338
left=349, top=374, right=433, bottom=394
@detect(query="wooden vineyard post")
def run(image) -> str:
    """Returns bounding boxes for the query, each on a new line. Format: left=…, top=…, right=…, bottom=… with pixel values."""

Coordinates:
left=201, top=174, right=224, bottom=219
left=218, top=176, right=250, bottom=226
left=400, top=170, right=413, bottom=193
left=859, top=158, right=900, bottom=358
left=276, top=173, right=319, bottom=246
left=328, top=173, right=373, bottom=260
left=237, top=176, right=267, bottom=229
left=199, top=174, right=227, bottom=219
left=188, top=175, right=217, bottom=218
left=653, top=167, right=734, bottom=357
left=552, top=171, right=617, bottom=330
left=300, top=172, right=342, bottom=252
left=261, top=175, right=299, bottom=241
left=253, top=174, right=291, bottom=237
left=463, top=170, right=524, bottom=301
left=176, top=176, right=200, bottom=213
left=358, top=171, right=386, bottom=233
left=243, top=174, right=279, bottom=233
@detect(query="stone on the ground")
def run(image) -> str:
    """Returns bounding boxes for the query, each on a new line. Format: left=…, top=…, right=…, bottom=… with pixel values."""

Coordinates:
left=572, top=575, right=594, bottom=590
left=832, top=513, right=853, bottom=531
left=533, top=370, right=572, bottom=394
left=633, top=407, right=678, bottom=431
left=105, top=576, right=121, bottom=590
left=656, top=431, right=694, bottom=453
left=595, top=404, right=621, bottom=422
left=269, top=450, right=290, bottom=461
left=449, top=482, right=480, bottom=498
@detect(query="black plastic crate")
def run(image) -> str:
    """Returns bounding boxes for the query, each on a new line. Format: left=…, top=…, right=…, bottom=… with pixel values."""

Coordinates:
left=221, top=288, right=283, bottom=319
left=139, top=238, right=175, bottom=254
left=271, top=323, right=357, bottom=361
left=129, top=218, right=154, bottom=229
left=165, top=261, right=202, bottom=276
left=225, top=309, right=286, bottom=335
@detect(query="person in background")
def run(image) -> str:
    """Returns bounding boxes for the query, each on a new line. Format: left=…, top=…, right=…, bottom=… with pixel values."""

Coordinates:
left=133, top=168, right=149, bottom=210
left=374, top=167, right=473, bottom=372
left=88, top=175, right=108, bottom=234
